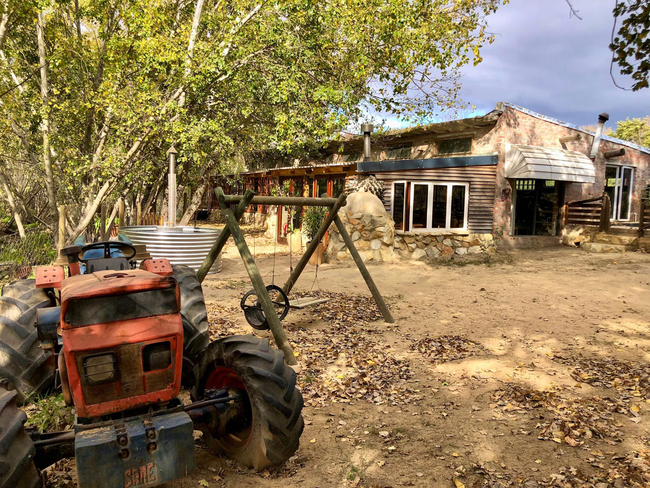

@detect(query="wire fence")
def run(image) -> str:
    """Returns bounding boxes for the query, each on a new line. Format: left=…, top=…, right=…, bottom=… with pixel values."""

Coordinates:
left=0, top=230, right=56, bottom=285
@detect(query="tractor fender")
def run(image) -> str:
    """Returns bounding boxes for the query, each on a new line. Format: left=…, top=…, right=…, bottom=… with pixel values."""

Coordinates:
left=58, top=352, right=73, bottom=407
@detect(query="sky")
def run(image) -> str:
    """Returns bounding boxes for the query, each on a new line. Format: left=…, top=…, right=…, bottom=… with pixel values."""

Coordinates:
left=383, top=0, right=650, bottom=131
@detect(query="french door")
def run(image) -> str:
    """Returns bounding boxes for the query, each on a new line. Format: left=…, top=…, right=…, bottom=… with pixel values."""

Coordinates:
left=605, top=165, right=634, bottom=221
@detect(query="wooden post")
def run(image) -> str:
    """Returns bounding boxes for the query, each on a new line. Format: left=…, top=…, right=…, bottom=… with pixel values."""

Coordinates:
left=215, top=189, right=297, bottom=365
left=600, top=194, right=611, bottom=233
left=196, top=189, right=255, bottom=283
left=57, top=205, right=66, bottom=251
left=333, top=215, right=394, bottom=323
left=282, top=192, right=347, bottom=295
left=639, top=199, right=645, bottom=238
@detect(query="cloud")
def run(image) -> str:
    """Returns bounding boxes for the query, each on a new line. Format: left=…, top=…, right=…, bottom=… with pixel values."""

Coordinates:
left=459, top=0, right=650, bottom=128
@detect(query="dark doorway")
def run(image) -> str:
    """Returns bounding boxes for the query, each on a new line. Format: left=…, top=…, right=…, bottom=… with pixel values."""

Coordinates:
left=513, top=179, right=561, bottom=236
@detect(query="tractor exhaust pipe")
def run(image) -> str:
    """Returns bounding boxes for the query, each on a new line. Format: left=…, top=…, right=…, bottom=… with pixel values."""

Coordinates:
left=362, top=124, right=373, bottom=161
left=589, top=113, right=609, bottom=159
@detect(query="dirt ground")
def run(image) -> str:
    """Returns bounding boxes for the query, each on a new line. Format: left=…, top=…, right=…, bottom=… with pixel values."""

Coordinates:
left=43, top=240, right=650, bottom=488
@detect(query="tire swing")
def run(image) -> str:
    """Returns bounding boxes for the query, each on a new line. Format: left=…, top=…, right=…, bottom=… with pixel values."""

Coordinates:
left=240, top=209, right=290, bottom=331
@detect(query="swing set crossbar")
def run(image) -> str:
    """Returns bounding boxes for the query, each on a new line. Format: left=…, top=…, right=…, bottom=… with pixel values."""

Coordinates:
left=220, top=195, right=340, bottom=207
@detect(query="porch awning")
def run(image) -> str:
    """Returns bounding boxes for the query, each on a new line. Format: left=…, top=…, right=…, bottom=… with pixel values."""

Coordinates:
left=505, top=144, right=596, bottom=183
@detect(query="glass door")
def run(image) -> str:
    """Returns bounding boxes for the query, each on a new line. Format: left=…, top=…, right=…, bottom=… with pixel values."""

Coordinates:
left=605, top=165, right=634, bottom=221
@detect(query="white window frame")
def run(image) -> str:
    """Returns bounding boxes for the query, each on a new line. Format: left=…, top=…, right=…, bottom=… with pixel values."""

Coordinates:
left=606, top=164, right=634, bottom=221
left=392, top=181, right=468, bottom=233
left=391, top=181, right=408, bottom=230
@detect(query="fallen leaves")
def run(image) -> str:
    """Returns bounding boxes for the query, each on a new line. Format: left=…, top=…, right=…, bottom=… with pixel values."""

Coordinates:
left=553, top=353, right=650, bottom=399
left=410, top=335, right=489, bottom=364
left=492, top=384, right=626, bottom=445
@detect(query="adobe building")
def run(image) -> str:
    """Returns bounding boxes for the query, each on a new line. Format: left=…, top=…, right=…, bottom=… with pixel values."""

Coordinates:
left=212, top=102, right=650, bottom=258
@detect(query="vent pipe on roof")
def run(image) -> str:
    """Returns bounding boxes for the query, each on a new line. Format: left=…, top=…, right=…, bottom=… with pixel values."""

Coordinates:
left=167, top=145, right=177, bottom=227
left=361, top=124, right=374, bottom=161
left=589, top=113, right=609, bottom=159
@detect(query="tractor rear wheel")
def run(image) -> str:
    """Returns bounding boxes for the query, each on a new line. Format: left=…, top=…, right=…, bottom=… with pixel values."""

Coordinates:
left=0, top=281, right=56, bottom=403
left=172, top=265, right=210, bottom=386
left=0, top=383, right=41, bottom=488
left=191, top=335, right=304, bottom=471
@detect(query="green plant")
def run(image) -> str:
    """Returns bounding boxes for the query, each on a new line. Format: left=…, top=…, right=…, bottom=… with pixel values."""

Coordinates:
left=302, top=206, right=327, bottom=241
left=25, top=394, right=75, bottom=433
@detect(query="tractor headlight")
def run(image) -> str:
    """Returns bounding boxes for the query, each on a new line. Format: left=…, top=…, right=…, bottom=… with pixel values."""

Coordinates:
left=83, top=353, right=117, bottom=385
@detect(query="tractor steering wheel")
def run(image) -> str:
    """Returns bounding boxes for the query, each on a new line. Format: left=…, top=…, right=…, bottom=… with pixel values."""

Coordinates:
left=79, top=241, right=137, bottom=263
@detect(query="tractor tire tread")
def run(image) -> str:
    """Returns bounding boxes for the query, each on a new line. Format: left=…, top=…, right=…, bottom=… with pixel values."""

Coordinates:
left=0, top=281, right=55, bottom=403
left=172, top=265, right=210, bottom=386
left=0, top=386, right=40, bottom=488
left=192, top=335, right=304, bottom=470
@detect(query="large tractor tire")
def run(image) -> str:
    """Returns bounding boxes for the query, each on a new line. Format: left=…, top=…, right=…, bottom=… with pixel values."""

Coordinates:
left=0, top=281, right=55, bottom=404
left=0, top=383, right=41, bottom=488
left=172, top=265, right=210, bottom=385
left=191, top=335, right=304, bottom=470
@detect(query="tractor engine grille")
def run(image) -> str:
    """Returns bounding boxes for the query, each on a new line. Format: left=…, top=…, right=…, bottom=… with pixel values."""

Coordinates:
left=75, top=338, right=177, bottom=406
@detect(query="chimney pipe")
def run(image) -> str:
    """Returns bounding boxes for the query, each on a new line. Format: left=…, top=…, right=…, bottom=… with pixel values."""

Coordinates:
left=589, top=113, right=609, bottom=159
left=361, top=124, right=374, bottom=161
left=604, top=148, right=625, bottom=159
left=167, top=145, right=177, bottom=227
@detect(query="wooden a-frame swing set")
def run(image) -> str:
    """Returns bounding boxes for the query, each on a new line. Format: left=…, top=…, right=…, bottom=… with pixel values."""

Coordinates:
left=196, top=187, right=394, bottom=366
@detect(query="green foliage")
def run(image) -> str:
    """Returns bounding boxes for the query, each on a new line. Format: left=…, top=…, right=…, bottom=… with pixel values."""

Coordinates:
left=611, top=116, right=650, bottom=147
left=302, top=206, right=327, bottom=241
left=25, top=394, right=75, bottom=433
left=0, top=0, right=506, bottom=239
left=0, top=232, right=56, bottom=266
left=610, top=1, right=650, bottom=91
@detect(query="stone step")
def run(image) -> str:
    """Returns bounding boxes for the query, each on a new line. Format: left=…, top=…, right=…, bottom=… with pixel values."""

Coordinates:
left=593, top=232, right=639, bottom=247
left=639, top=237, right=650, bottom=252
left=581, top=242, right=628, bottom=253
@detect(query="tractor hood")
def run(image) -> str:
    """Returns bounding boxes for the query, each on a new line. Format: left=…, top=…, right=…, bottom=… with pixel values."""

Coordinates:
left=61, top=269, right=176, bottom=303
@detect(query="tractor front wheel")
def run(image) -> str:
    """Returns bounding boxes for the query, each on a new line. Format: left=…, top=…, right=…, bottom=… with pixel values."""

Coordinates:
left=0, top=382, right=40, bottom=488
left=191, top=335, right=304, bottom=470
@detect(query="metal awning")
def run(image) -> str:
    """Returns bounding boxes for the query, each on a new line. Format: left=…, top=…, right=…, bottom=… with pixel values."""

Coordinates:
left=505, top=144, right=596, bottom=183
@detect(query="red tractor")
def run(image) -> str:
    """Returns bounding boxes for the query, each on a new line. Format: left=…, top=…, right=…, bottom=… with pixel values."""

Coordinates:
left=0, top=241, right=304, bottom=488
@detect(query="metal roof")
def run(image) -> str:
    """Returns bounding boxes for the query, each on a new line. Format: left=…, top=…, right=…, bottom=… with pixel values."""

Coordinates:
left=505, top=144, right=596, bottom=183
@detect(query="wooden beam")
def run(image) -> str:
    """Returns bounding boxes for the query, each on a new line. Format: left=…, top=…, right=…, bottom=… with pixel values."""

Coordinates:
left=221, top=195, right=339, bottom=207
left=282, top=192, right=347, bottom=296
left=196, top=188, right=255, bottom=283
left=333, top=215, right=394, bottom=323
left=215, top=188, right=297, bottom=365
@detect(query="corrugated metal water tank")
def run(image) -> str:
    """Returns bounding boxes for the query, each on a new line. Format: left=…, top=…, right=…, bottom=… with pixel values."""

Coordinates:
left=120, top=226, right=222, bottom=274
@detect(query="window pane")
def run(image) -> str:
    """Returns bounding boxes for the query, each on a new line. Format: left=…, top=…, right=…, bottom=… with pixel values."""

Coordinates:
left=432, top=185, right=447, bottom=228
left=384, top=145, right=411, bottom=160
left=412, top=184, right=429, bottom=228
left=619, top=167, right=633, bottom=220
left=450, top=186, right=466, bottom=228
left=437, top=138, right=471, bottom=154
left=393, top=183, right=405, bottom=230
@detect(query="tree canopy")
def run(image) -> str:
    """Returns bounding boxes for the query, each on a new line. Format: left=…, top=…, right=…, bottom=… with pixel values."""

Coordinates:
left=610, top=0, right=650, bottom=91
left=0, top=0, right=506, bottom=243
left=611, top=116, right=650, bottom=147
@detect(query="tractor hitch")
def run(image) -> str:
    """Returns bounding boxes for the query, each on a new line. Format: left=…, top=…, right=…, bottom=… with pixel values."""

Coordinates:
left=30, top=389, right=245, bottom=487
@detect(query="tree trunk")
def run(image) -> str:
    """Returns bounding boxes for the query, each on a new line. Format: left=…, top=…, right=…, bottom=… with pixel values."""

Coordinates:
left=0, top=171, right=26, bottom=238
left=37, top=11, right=58, bottom=223
left=178, top=173, right=211, bottom=225
left=178, top=0, right=206, bottom=108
